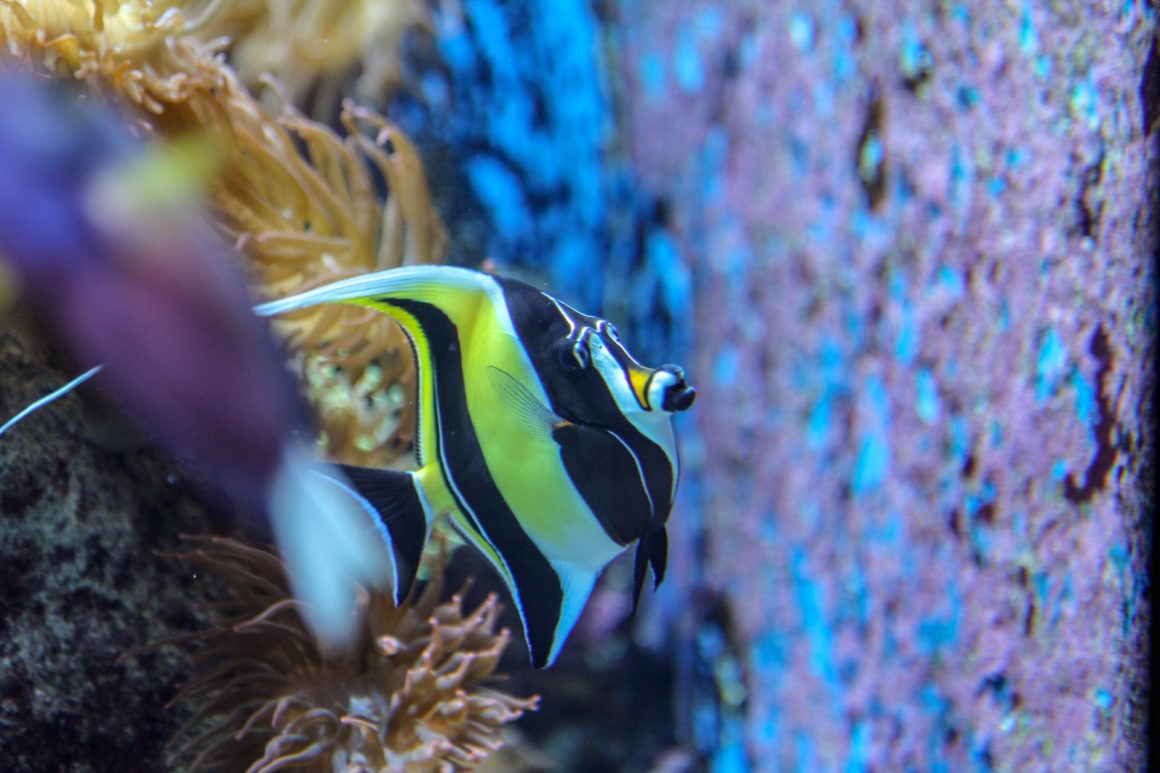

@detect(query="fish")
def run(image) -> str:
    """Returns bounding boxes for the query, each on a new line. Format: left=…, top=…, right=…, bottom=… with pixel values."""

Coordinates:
left=257, top=266, right=696, bottom=667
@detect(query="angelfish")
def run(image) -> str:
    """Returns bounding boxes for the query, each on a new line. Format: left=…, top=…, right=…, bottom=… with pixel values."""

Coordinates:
left=257, top=266, right=696, bottom=667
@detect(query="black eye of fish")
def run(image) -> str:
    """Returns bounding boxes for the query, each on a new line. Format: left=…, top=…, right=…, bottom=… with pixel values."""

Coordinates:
left=554, top=337, right=590, bottom=370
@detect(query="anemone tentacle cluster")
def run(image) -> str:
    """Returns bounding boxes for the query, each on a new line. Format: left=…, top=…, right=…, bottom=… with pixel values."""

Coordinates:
left=168, top=536, right=538, bottom=772
left=0, top=0, right=447, bottom=465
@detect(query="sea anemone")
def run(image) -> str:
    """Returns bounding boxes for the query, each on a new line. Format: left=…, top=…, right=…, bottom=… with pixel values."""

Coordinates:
left=0, top=0, right=447, bottom=465
left=167, top=536, right=538, bottom=772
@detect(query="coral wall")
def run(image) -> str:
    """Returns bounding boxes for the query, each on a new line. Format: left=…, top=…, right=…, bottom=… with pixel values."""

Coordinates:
left=399, top=0, right=1155, bottom=769
left=614, top=0, right=1154, bottom=770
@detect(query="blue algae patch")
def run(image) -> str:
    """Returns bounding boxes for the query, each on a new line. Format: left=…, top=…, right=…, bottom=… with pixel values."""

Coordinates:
left=853, top=435, right=890, bottom=494
left=1072, top=369, right=1095, bottom=423
left=1019, top=2, right=1039, bottom=55
left=791, top=548, right=838, bottom=687
left=1070, top=80, right=1100, bottom=129
left=641, top=52, right=667, bottom=101
left=466, top=156, right=531, bottom=239
left=937, top=264, right=964, bottom=297
left=807, top=392, right=834, bottom=449
left=714, top=346, right=740, bottom=387
left=789, top=12, right=815, bottom=50
left=852, top=376, right=892, bottom=494
left=1035, top=328, right=1068, bottom=402
left=795, top=731, right=817, bottom=773
left=895, top=302, right=918, bottom=363
left=675, top=24, right=705, bottom=91
left=711, top=715, right=748, bottom=773
left=847, top=720, right=870, bottom=773
left=648, top=230, right=692, bottom=319
left=917, top=576, right=961, bottom=653
left=917, top=369, right=940, bottom=423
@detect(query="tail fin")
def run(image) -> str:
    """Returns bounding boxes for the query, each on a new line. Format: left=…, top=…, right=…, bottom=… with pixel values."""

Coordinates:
left=323, top=464, right=433, bottom=604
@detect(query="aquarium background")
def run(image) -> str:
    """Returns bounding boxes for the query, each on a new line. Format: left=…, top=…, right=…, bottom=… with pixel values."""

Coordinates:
left=0, top=0, right=1155, bottom=771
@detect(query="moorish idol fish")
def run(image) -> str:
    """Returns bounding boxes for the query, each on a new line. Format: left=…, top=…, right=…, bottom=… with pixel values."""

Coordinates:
left=257, top=265, right=696, bottom=667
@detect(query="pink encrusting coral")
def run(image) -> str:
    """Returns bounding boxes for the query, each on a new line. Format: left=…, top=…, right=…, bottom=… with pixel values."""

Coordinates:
left=617, top=0, right=1153, bottom=769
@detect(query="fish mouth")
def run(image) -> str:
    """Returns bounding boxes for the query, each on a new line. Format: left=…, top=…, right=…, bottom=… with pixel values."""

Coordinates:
left=658, top=365, right=696, bottom=412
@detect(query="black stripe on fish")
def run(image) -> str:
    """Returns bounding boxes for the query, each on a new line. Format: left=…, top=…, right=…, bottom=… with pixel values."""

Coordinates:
left=384, top=297, right=565, bottom=669
left=552, top=421, right=653, bottom=546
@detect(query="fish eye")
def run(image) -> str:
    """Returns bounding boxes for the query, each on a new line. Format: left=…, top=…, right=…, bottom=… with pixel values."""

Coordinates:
left=554, top=336, right=590, bottom=370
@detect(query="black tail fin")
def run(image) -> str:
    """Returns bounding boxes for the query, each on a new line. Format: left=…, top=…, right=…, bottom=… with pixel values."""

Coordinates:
left=330, top=464, right=433, bottom=604
left=630, top=527, right=669, bottom=614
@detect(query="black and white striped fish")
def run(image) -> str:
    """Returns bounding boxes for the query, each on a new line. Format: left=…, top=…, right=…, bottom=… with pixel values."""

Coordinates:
left=257, top=265, right=696, bottom=667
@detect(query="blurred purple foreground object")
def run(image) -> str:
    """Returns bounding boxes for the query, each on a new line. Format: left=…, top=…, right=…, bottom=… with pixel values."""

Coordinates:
left=0, top=73, right=300, bottom=511
left=0, top=71, right=392, bottom=655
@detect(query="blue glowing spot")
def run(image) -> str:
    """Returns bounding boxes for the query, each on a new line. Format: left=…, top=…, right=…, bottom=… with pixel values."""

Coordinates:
left=895, top=304, right=918, bottom=363
left=791, top=548, right=837, bottom=685
left=950, top=416, right=969, bottom=459
left=739, top=30, right=762, bottom=68
left=954, top=3, right=971, bottom=23
left=675, top=26, right=705, bottom=91
left=998, top=299, right=1010, bottom=331
left=641, top=52, right=666, bottom=100
left=1007, top=147, right=1027, bottom=167
left=1019, top=3, right=1038, bottom=54
left=956, top=85, right=980, bottom=109
left=421, top=72, right=449, bottom=106
left=988, top=176, right=1007, bottom=197
left=711, top=718, right=748, bottom=773
left=807, top=392, right=832, bottom=449
left=1035, top=327, right=1068, bottom=402
left=1051, top=459, right=1068, bottom=480
left=847, top=721, right=870, bottom=773
left=1072, top=369, right=1095, bottom=423
left=1094, top=688, right=1113, bottom=710
left=938, top=264, right=964, bottom=297
left=466, top=156, right=529, bottom=240
left=1035, top=55, right=1052, bottom=78
left=795, top=731, right=817, bottom=773
left=917, top=578, right=961, bottom=653
left=853, top=435, right=890, bottom=494
left=789, top=12, right=815, bottom=50
left=714, top=346, right=740, bottom=387
left=990, top=420, right=1003, bottom=447
left=1070, top=81, right=1100, bottom=129
left=696, top=6, right=724, bottom=37
left=648, top=230, right=692, bottom=318
left=917, top=369, right=940, bottom=423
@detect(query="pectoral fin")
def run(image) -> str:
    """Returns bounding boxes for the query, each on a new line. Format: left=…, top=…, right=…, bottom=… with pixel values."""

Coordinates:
left=486, top=365, right=559, bottom=442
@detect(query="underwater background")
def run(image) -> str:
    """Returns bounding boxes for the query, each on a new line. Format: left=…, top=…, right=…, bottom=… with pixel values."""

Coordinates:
left=0, top=0, right=1155, bottom=771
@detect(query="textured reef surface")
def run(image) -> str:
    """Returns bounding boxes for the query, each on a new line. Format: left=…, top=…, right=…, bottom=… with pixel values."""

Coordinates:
left=0, top=0, right=1154, bottom=771
left=611, top=0, right=1155, bottom=769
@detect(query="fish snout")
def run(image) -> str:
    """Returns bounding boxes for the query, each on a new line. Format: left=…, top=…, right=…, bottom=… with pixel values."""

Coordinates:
left=658, top=364, right=696, bottom=412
